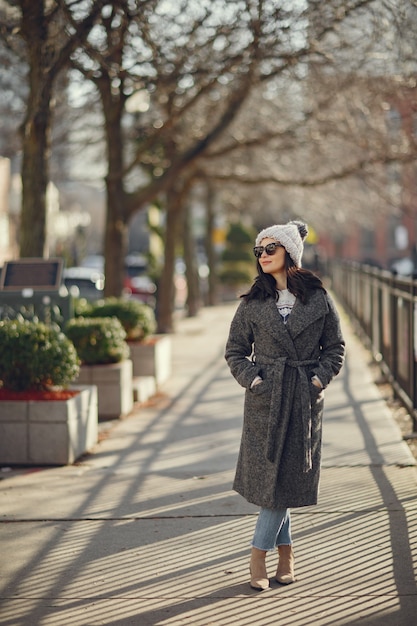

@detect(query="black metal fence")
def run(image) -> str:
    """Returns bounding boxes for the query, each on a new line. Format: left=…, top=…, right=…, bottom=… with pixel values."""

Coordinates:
left=330, top=262, right=417, bottom=433
left=0, top=291, right=73, bottom=328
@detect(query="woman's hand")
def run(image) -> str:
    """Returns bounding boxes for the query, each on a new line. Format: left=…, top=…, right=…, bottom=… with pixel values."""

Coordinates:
left=311, top=376, right=323, bottom=389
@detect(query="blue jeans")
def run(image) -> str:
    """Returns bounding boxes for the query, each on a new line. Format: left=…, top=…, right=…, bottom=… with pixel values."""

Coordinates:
left=251, top=508, right=292, bottom=551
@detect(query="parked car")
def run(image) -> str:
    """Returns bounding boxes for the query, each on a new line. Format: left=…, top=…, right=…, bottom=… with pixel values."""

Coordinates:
left=80, top=254, right=105, bottom=271
left=63, top=267, right=105, bottom=300
left=390, top=257, right=415, bottom=276
left=124, top=254, right=157, bottom=305
left=74, top=253, right=157, bottom=305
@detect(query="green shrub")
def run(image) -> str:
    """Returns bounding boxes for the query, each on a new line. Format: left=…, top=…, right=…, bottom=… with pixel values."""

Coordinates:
left=221, top=248, right=253, bottom=263
left=65, top=317, right=130, bottom=365
left=226, top=222, right=255, bottom=245
left=73, top=297, right=95, bottom=318
left=88, top=298, right=156, bottom=341
left=218, top=221, right=256, bottom=288
left=0, top=319, right=80, bottom=392
left=219, top=266, right=254, bottom=286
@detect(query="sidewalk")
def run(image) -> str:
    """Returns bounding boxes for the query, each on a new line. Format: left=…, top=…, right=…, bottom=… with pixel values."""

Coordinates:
left=0, top=301, right=416, bottom=626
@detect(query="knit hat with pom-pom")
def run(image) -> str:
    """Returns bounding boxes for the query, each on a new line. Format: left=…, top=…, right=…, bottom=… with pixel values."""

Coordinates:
left=255, top=220, right=308, bottom=267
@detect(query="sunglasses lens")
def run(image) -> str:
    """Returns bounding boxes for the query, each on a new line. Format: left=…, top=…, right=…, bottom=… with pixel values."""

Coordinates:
left=253, top=243, right=282, bottom=258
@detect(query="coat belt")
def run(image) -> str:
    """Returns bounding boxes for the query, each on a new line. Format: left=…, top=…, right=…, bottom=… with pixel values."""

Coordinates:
left=258, top=357, right=318, bottom=473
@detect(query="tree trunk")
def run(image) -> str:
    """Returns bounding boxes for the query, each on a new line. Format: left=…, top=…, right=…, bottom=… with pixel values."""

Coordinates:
left=18, top=0, right=51, bottom=258
left=19, top=100, right=50, bottom=258
left=104, top=177, right=128, bottom=297
left=100, top=78, right=128, bottom=298
left=183, top=202, right=201, bottom=316
left=205, top=180, right=218, bottom=306
left=157, top=201, right=181, bottom=333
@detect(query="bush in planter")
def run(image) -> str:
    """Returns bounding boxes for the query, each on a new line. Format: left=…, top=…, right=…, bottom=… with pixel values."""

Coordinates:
left=87, top=298, right=156, bottom=341
left=0, top=319, right=80, bottom=392
left=66, top=316, right=130, bottom=365
left=73, top=297, right=95, bottom=318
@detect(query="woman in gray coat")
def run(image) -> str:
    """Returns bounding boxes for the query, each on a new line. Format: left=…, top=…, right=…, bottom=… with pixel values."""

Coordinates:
left=225, top=220, right=345, bottom=591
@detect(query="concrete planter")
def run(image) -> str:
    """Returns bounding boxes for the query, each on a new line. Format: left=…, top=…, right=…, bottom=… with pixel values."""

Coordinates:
left=0, top=385, right=98, bottom=466
left=76, top=359, right=133, bottom=419
left=132, top=375, right=157, bottom=404
left=129, top=335, right=172, bottom=386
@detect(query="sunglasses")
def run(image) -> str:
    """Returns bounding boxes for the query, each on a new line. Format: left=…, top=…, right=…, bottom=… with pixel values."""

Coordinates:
left=253, top=242, right=284, bottom=258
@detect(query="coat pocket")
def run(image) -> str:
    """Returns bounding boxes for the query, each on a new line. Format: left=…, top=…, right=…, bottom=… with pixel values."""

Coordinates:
left=249, top=377, right=272, bottom=396
left=310, top=380, right=324, bottom=403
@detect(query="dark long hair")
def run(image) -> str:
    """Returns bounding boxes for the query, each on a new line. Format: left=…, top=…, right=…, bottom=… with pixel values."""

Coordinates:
left=242, top=251, right=325, bottom=304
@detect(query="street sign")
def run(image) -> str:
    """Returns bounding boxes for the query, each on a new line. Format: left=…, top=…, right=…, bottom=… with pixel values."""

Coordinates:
left=0, top=258, right=63, bottom=292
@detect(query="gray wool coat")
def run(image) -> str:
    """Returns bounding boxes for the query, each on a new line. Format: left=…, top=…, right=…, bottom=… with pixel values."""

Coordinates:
left=225, top=289, right=345, bottom=509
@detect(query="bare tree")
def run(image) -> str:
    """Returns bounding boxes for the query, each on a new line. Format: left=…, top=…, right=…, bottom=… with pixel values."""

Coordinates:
left=3, top=0, right=415, bottom=324
left=179, top=0, right=417, bottom=255
left=0, top=35, right=26, bottom=160
left=69, top=0, right=382, bottom=329
left=0, top=0, right=106, bottom=258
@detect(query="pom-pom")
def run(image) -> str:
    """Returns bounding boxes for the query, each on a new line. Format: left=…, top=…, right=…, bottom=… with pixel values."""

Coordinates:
left=290, top=220, right=308, bottom=241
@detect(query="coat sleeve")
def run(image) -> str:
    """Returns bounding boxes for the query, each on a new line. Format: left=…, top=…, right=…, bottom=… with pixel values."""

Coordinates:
left=224, top=300, right=260, bottom=389
left=312, top=293, right=345, bottom=388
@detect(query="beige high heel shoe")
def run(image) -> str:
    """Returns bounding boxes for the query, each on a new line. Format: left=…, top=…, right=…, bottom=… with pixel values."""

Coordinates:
left=275, top=544, right=296, bottom=584
left=249, top=547, right=270, bottom=590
